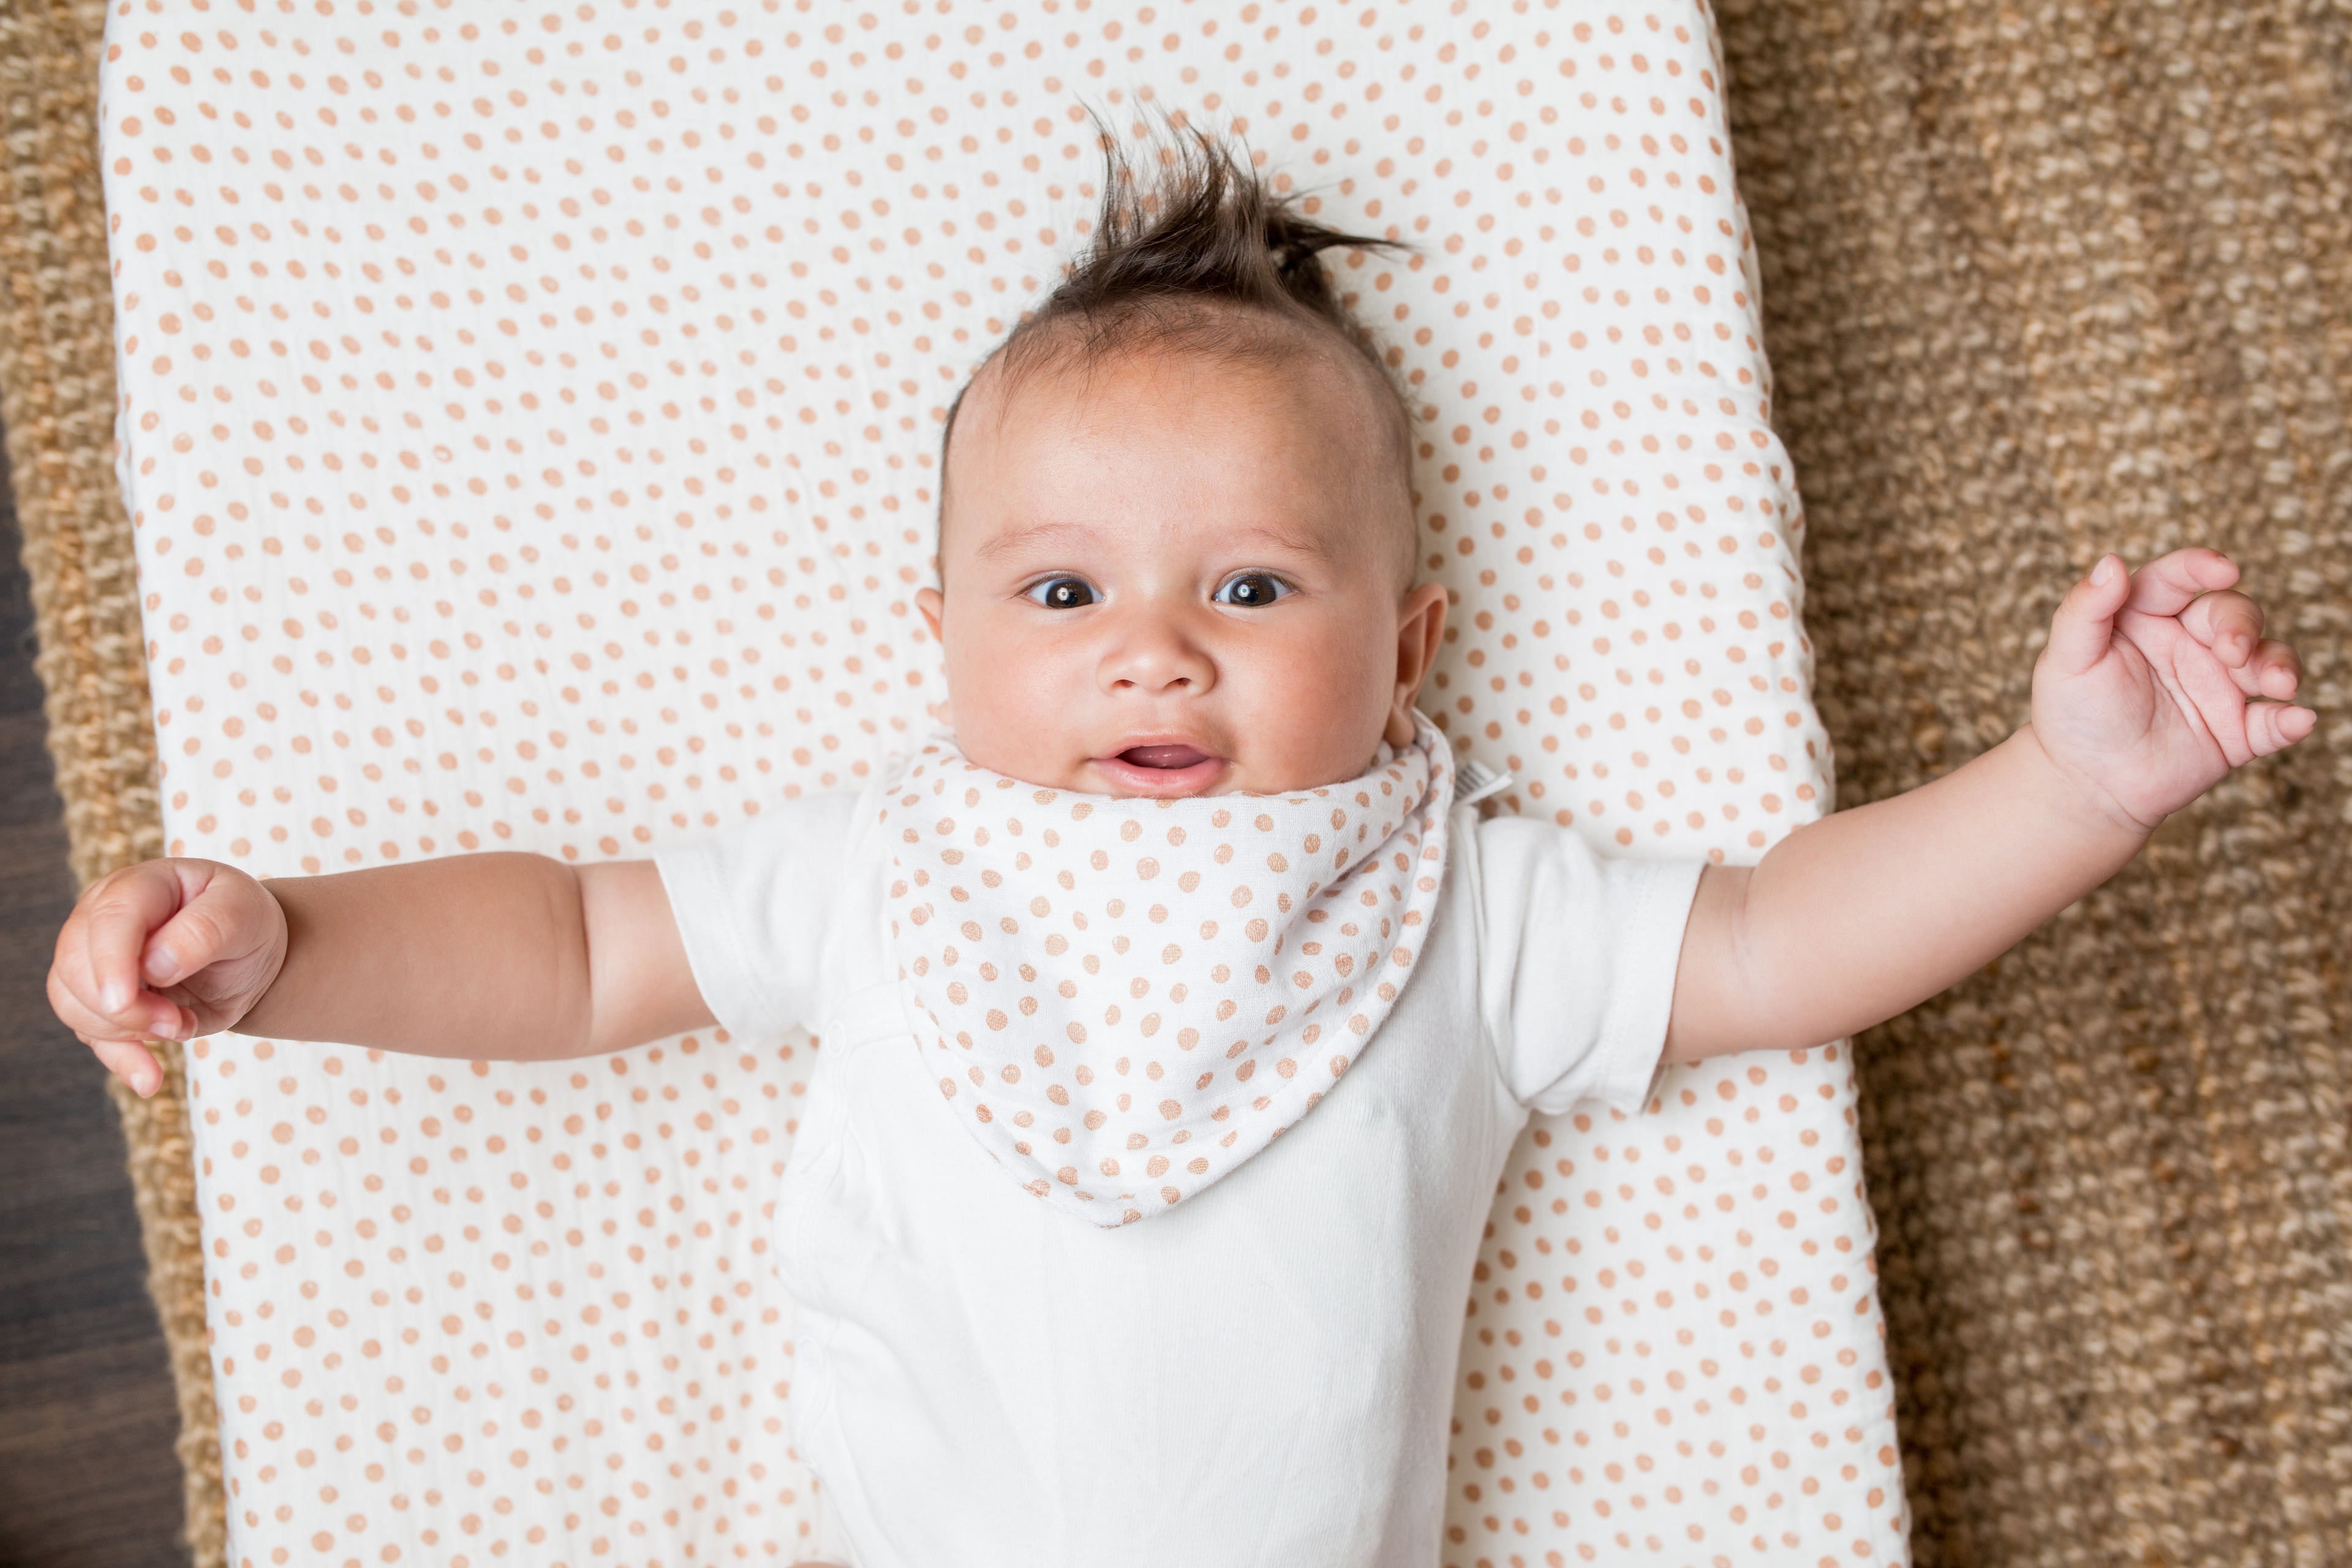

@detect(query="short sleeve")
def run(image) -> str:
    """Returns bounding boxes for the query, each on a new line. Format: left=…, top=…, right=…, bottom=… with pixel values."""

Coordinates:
left=1472, top=815, right=1706, bottom=1115
left=652, top=790, right=864, bottom=1044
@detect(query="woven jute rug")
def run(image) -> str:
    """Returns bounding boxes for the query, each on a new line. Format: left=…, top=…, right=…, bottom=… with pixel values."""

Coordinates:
left=3, top=0, right=2345, bottom=1561
left=1716, top=0, right=2352, bottom=1561
left=0, top=1, right=222, bottom=1565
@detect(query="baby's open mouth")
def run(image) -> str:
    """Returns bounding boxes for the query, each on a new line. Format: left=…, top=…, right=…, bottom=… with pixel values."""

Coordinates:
left=1094, top=741, right=1227, bottom=795
left=1118, top=744, right=1212, bottom=771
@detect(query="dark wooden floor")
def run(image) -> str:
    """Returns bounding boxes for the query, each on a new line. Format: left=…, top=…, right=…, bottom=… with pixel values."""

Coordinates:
left=0, top=429, right=188, bottom=1564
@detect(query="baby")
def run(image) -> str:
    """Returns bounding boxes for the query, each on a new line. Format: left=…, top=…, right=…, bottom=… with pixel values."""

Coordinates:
left=51, top=129, right=2312, bottom=1566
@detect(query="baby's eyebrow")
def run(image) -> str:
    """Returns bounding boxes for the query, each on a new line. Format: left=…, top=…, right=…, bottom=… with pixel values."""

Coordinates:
left=973, top=519, right=1336, bottom=563
left=974, top=519, right=1100, bottom=561
left=1224, top=522, right=1338, bottom=561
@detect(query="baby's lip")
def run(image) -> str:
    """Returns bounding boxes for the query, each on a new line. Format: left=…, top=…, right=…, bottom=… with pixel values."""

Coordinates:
left=1091, top=737, right=1230, bottom=796
left=1118, top=743, right=1213, bottom=771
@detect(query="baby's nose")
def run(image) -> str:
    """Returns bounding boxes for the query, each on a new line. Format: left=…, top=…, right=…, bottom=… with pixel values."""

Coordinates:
left=1099, top=616, right=1216, bottom=695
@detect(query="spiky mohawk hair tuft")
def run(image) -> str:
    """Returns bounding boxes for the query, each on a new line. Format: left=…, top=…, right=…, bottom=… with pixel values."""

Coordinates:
left=937, top=111, right=1419, bottom=561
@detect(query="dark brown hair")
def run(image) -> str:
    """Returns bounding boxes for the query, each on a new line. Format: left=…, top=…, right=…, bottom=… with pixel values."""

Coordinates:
left=937, top=111, right=1419, bottom=565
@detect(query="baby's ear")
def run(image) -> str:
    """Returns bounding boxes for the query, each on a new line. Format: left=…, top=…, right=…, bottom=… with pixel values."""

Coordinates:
left=916, top=585, right=946, bottom=643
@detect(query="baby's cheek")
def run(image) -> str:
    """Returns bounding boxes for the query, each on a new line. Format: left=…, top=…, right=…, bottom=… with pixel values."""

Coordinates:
left=1231, top=617, right=1395, bottom=776
left=944, top=630, right=1085, bottom=777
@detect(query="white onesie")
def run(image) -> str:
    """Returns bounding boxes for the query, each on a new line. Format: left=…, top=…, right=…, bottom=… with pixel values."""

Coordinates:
left=655, top=778, right=1703, bottom=1568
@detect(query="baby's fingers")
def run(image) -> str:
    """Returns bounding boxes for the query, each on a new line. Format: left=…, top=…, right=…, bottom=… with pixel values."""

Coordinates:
left=47, top=957, right=182, bottom=1057
left=2242, top=638, right=2304, bottom=701
left=141, top=875, right=251, bottom=989
left=2179, top=589, right=2264, bottom=667
left=2124, top=546, right=2241, bottom=618
left=2246, top=700, right=2318, bottom=758
left=62, top=865, right=186, bottom=1023
left=84, top=1035, right=166, bottom=1099
left=2041, top=553, right=2132, bottom=677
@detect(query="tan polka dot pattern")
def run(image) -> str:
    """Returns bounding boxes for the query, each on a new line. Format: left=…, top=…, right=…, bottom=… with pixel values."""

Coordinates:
left=97, top=0, right=1904, bottom=1561
left=881, top=715, right=1449, bottom=1227
left=1449, top=1049, right=1899, bottom=1565
left=184, top=1032, right=826, bottom=1561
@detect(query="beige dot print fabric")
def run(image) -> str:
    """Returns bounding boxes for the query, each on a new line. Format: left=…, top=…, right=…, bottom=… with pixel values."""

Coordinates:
left=98, top=0, right=1905, bottom=1562
left=881, top=715, right=1450, bottom=1226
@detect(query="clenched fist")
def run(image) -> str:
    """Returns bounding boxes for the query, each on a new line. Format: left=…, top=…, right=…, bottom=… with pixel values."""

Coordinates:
left=47, top=859, right=287, bottom=1098
left=2032, top=548, right=2312, bottom=832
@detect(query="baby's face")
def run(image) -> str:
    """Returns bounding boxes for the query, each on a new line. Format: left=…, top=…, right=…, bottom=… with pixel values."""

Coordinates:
left=918, top=342, right=1447, bottom=798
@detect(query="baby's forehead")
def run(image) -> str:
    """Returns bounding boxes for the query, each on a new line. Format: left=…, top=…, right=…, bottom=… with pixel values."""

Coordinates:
left=935, top=309, right=1418, bottom=579
left=948, top=322, right=1410, bottom=500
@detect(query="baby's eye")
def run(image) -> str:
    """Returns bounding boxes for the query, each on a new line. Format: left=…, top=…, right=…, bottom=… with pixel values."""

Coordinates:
left=1023, top=576, right=1098, bottom=610
left=1213, top=572, right=1292, bottom=609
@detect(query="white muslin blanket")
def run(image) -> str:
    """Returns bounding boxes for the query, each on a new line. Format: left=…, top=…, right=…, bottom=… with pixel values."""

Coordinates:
left=97, top=0, right=1910, bottom=1561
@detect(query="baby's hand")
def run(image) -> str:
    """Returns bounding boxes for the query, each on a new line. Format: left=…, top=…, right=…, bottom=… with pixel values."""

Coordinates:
left=47, top=859, right=288, bottom=1098
left=2032, top=548, right=2314, bottom=834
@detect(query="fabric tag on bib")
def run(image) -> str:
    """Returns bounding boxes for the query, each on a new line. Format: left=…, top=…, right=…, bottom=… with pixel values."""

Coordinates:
left=1452, top=756, right=1513, bottom=809
left=877, top=714, right=1455, bottom=1226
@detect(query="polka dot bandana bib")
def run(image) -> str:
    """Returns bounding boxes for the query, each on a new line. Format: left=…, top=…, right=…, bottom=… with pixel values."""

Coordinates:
left=879, top=715, right=1455, bottom=1227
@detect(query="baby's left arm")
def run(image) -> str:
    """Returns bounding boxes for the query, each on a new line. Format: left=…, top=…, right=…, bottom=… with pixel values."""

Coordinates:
left=1661, top=548, right=2315, bottom=1063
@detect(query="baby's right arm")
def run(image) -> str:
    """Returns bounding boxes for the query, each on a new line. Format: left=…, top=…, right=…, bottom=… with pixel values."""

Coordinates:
left=47, top=853, right=712, bottom=1098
